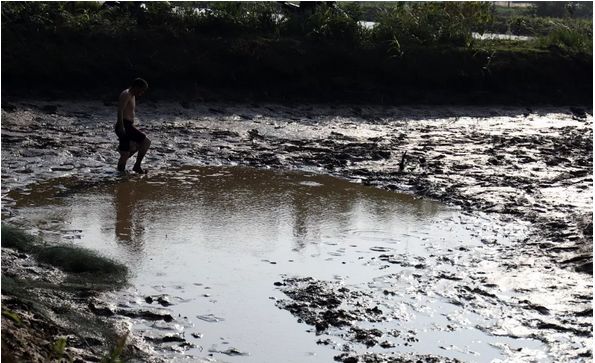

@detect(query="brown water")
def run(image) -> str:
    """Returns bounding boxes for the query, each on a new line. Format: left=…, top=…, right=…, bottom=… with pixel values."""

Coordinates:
left=7, top=167, right=567, bottom=362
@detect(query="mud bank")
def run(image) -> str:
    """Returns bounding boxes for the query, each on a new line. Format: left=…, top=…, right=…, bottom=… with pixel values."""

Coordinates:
left=0, top=225, right=162, bottom=362
left=1, top=100, right=592, bottom=361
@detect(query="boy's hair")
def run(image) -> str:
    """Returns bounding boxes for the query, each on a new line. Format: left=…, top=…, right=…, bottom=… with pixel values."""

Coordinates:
left=131, top=78, right=148, bottom=89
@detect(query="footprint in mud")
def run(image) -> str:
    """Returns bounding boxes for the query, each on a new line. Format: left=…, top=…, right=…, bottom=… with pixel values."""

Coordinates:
left=299, top=181, right=323, bottom=187
left=328, top=251, right=345, bottom=257
left=370, top=246, right=393, bottom=252
left=209, top=347, right=249, bottom=356
left=197, top=314, right=225, bottom=323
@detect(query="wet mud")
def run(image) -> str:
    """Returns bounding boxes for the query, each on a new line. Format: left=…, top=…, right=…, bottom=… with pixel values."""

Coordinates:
left=1, top=100, right=593, bottom=362
left=2, top=101, right=591, bottom=272
left=1, top=247, right=159, bottom=363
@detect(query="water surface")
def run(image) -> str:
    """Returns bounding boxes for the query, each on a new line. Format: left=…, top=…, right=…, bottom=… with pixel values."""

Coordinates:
left=10, top=167, right=552, bottom=362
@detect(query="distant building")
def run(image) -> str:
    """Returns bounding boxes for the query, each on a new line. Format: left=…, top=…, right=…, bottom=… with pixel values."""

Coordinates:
left=493, top=1, right=532, bottom=8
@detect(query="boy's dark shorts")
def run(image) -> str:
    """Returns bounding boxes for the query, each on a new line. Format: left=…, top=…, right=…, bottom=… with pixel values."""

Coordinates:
left=115, top=119, right=146, bottom=152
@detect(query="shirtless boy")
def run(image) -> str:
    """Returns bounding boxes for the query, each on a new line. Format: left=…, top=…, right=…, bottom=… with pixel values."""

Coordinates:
left=115, top=78, right=151, bottom=173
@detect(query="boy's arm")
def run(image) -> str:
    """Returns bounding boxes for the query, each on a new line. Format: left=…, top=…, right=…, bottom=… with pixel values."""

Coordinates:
left=116, top=92, right=129, bottom=135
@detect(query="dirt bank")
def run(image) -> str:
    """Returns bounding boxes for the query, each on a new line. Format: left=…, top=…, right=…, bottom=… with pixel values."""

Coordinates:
left=1, top=100, right=592, bottom=361
left=0, top=225, right=162, bottom=362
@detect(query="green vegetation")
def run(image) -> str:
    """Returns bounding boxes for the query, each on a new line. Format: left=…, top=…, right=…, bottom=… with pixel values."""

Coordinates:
left=1, top=224, right=128, bottom=281
left=487, top=14, right=591, bottom=38
left=1, top=224, right=37, bottom=252
left=101, top=333, right=128, bottom=363
left=37, top=246, right=127, bottom=276
left=370, top=2, right=493, bottom=48
left=0, top=2, right=495, bottom=47
left=481, top=2, right=592, bottom=54
left=536, top=24, right=593, bottom=53
left=1, top=309, right=22, bottom=325
left=1, top=225, right=134, bottom=362
left=530, top=2, right=592, bottom=19
left=48, top=337, right=69, bottom=362
left=1, top=1, right=592, bottom=104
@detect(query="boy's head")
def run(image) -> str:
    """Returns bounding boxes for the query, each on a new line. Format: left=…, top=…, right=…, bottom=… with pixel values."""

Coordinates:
left=130, top=78, right=148, bottom=96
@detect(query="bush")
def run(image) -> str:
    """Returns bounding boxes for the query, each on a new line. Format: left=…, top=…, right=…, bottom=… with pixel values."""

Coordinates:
left=486, top=15, right=592, bottom=37
left=0, top=1, right=592, bottom=104
left=536, top=25, right=593, bottom=53
left=303, top=7, right=362, bottom=44
left=530, top=2, right=593, bottom=19
left=372, top=2, right=493, bottom=50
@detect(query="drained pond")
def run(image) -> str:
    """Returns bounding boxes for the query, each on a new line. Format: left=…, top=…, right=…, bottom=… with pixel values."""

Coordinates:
left=5, top=166, right=587, bottom=362
left=1, top=102, right=592, bottom=362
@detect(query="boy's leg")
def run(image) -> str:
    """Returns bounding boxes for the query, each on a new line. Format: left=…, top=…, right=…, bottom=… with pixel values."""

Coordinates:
left=117, top=142, right=138, bottom=172
left=117, top=151, right=130, bottom=172
left=133, top=137, right=151, bottom=173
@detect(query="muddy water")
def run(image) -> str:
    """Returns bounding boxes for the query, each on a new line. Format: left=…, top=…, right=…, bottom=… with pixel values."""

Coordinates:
left=7, top=166, right=567, bottom=362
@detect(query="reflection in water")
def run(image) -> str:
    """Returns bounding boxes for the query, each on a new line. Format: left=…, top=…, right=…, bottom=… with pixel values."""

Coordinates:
left=287, top=184, right=357, bottom=250
left=114, top=180, right=143, bottom=248
left=8, top=167, right=444, bottom=258
left=103, top=167, right=443, bottom=256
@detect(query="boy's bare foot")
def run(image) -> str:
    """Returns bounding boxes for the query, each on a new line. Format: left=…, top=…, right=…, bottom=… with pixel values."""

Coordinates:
left=133, top=165, right=146, bottom=174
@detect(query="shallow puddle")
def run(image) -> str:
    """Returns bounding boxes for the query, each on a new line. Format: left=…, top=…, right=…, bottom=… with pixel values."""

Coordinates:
left=7, top=167, right=564, bottom=362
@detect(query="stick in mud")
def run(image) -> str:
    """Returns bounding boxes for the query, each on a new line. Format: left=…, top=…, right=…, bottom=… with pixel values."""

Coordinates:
left=399, top=151, right=408, bottom=173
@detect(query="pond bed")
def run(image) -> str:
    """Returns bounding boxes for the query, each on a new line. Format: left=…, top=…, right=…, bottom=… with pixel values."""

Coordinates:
left=7, top=166, right=587, bottom=362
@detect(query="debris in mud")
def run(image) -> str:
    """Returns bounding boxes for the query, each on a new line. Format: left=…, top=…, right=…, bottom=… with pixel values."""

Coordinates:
left=276, top=277, right=373, bottom=334
left=350, top=327, right=383, bottom=347
left=209, top=347, right=249, bottom=356
left=88, top=300, right=116, bottom=317
left=334, top=352, right=463, bottom=363
left=116, top=309, right=174, bottom=323
left=145, top=295, right=173, bottom=307
left=144, top=334, right=186, bottom=343
left=196, top=314, right=225, bottom=323
left=519, top=300, right=550, bottom=315
left=379, top=340, right=396, bottom=349
left=276, top=276, right=416, bottom=351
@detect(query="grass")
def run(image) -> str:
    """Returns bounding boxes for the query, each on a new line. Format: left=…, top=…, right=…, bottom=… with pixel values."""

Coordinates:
left=536, top=25, right=593, bottom=53
left=1, top=309, right=22, bottom=325
left=101, top=333, right=128, bottom=363
left=494, top=5, right=531, bottom=18
left=2, top=274, right=134, bottom=362
left=1, top=224, right=37, bottom=252
left=1, top=225, right=134, bottom=362
left=48, top=337, right=69, bottom=362
left=37, top=246, right=127, bottom=276
left=1, top=224, right=128, bottom=282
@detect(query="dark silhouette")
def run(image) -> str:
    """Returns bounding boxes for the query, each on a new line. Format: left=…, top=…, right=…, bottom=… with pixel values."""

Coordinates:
left=115, top=78, right=151, bottom=174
